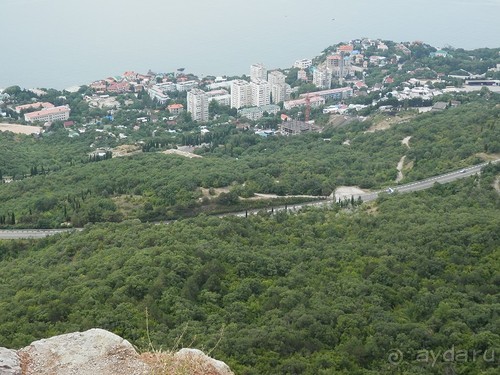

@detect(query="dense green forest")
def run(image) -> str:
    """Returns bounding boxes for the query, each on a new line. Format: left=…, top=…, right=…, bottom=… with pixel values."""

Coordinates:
left=1, top=41, right=499, bottom=375
left=0, top=165, right=498, bottom=374
left=1, top=98, right=498, bottom=228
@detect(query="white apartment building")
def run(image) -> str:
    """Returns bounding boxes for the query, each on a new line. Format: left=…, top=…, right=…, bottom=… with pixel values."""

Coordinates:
left=24, top=105, right=71, bottom=123
left=176, top=80, right=199, bottom=92
left=267, top=70, right=285, bottom=86
left=147, top=85, right=170, bottom=104
left=313, top=68, right=332, bottom=89
left=206, top=89, right=231, bottom=107
left=250, top=79, right=271, bottom=107
left=231, top=80, right=252, bottom=109
left=250, top=63, right=267, bottom=82
left=267, top=70, right=289, bottom=104
left=294, top=58, right=312, bottom=69
left=187, top=88, right=209, bottom=122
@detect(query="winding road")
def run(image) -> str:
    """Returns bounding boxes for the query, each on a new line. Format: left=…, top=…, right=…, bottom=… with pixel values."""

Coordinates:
left=1, top=160, right=498, bottom=239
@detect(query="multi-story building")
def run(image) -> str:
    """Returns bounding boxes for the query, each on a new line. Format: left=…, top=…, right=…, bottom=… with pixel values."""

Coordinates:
left=267, top=70, right=289, bottom=104
left=238, top=104, right=280, bottom=121
left=147, top=84, right=170, bottom=104
left=297, top=69, right=308, bottom=81
left=283, top=96, right=325, bottom=110
left=294, top=58, right=312, bottom=69
left=267, top=70, right=286, bottom=86
left=176, top=80, right=199, bottom=92
left=167, top=103, right=184, bottom=115
left=250, top=79, right=271, bottom=107
left=187, top=88, right=209, bottom=122
left=230, top=80, right=252, bottom=109
left=299, top=87, right=353, bottom=101
left=250, top=63, right=267, bottom=82
left=206, top=89, right=231, bottom=107
left=313, top=67, right=332, bottom=89
left=24, top=105, right=71, bottom=123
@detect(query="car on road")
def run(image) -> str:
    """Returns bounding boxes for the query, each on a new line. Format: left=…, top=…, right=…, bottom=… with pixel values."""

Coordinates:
left=386, top=187, right=394, bottom=194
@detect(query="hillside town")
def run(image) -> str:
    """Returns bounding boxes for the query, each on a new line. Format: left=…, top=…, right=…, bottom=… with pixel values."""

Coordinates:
left=1, top=38, right=499, bottom=143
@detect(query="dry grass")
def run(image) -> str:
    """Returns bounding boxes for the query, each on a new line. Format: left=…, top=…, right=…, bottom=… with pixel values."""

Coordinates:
left=364, top=112, right=417, bottom=133
left=141, top=309, right=230, bottom=375
left=141, top=351, right=225, bottom=375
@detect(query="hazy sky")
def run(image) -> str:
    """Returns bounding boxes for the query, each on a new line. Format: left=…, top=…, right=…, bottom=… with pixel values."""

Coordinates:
left=1, top=0, right=499, bottom=89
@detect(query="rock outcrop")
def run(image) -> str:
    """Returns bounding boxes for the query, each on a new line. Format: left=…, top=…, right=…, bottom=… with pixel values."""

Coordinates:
left=0, top=347, right=21, bottom=375
left=0, top=328, right=234, bottom=375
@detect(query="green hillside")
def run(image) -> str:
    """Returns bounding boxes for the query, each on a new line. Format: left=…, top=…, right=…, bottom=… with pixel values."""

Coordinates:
left=1, top=165, right=499, bottom=374
left=1, top=99, right=498, bottom=228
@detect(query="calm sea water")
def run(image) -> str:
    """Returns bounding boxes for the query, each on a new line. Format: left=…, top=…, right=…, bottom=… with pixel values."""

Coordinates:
left=1, top=0, right=499, bottom=89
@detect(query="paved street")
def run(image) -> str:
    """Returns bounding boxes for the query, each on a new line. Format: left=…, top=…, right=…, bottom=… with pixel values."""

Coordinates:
left=1, top=160, right=498, bottom=239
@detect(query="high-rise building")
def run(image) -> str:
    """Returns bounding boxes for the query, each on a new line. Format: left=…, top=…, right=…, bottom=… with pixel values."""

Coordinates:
left=267, top=70, right=285, bottom=86
left=250, top=79, right=271, bottom=107
left=267, top=70, right=289, bottom=104
left=250, top=63, right=267, bottom=82
left=230, top=80, right=252, bottom=109
left=313, top=68, right=333, bottom=89
left=187, top=88, right=209, bottom=122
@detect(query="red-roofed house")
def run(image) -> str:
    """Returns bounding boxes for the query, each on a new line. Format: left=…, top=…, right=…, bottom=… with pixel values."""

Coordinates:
left=338, top=45, right=354, bottom=53
left=167, top=103, right=184, bottom=115
left=107, top=81, right=131, bottom=93
left=354, top=81, right=368, bottom=89
left=384, top=76, right=395, bottom=84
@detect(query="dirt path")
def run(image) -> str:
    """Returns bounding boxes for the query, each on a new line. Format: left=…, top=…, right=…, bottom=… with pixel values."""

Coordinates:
left=401, top=136, right=411, bottom=148
left=163, top=149, right=202, bottom=158
left=494, top=176, right=500, bottom=195
left=396, top=155, right=406, bottom=183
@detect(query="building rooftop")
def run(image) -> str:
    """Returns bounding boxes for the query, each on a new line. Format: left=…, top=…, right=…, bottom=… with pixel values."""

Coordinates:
left=15, top=102, right=54, bottom=113
left=24, top=105, right=70, bottom=119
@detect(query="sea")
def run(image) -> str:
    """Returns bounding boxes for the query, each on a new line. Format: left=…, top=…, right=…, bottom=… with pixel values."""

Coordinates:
left=1, top=0, right=499, bottom=90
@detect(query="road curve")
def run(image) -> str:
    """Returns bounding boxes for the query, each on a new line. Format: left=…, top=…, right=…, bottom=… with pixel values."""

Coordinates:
left=1, top=160, right=498, bottom=239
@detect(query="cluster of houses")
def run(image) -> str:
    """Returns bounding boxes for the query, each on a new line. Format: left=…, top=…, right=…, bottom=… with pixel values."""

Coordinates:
left=4, top=37, right=499, bottom=141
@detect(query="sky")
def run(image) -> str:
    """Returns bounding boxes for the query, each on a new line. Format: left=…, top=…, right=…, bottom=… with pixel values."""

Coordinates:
left=1, top=0, right=499, bottom=89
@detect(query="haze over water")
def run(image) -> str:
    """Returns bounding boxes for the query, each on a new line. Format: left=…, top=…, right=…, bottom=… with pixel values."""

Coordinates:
left=1, top=0, right=499, bottom=90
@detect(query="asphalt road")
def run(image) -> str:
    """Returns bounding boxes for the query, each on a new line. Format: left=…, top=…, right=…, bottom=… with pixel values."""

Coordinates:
left=356, top=160, right=498, bottom=202
left=0, top=229, right=82, bottom=240
left=1, top=160, right=498, bottom=239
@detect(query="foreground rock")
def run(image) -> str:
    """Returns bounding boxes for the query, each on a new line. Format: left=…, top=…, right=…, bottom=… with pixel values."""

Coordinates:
left=0, top=328, right=233, bottom=375
left=19, top=328, right=149, bottom=375
left=0, top=347, right=21, bottom=375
